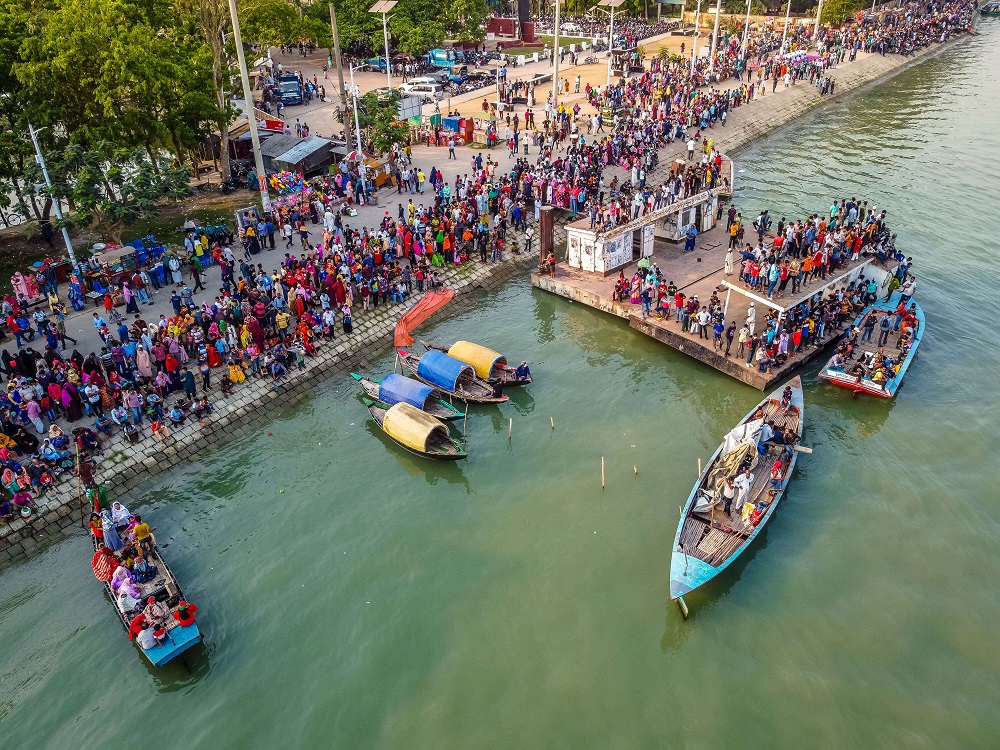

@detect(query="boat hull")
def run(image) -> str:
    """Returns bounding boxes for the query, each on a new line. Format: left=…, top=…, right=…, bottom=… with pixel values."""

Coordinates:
left=365, top=399, right=468, bottom=460
left=669, top=376, right=804, bottom=601
left=817, top=295, right=924, bottom=399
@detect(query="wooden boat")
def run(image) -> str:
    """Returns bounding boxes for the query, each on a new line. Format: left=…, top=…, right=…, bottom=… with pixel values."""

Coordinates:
left=420, top=340, right=533, bottom=386
left=363, top=398, right=467, bottom=460
left=817, top=297, right=924, bottom=398
left=669, top=376, right=804, bottom=606
left=979, top=3, right=1000, bottom=16
left=350, top=372, right=465, bottom=421
left=396, top=349, right=508, bottom=404
left=91, top=523, right=202, bottom=667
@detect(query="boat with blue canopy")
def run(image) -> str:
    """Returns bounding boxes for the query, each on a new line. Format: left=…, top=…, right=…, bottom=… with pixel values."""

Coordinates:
left=350, top=372, right=465, bottom=421
left=397, top=349, right=508, bottom=403
left=669, top=377, right=804, bottom=612
left=364, top=398, right=467, bottom=460
left=818, top=296, right=923, bottom=398
left=420, top=340, right=533, bottom=386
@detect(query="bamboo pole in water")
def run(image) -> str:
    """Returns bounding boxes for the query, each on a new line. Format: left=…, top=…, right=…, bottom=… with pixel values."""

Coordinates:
left=601, top=457, right=605, bottom=489
left=508, top=418, right=512, bottom=441
left=550, top=416, right=554, bottom=430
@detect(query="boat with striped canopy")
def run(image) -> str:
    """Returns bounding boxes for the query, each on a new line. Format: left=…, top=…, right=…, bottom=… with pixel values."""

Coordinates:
left=669, top=376, right=804, bottom=609
left=397, top=349, right=508, bottom=404
left=817, top=297, right=924, bottom=399
left=350, top=372, right=465, bottom=421
left=420, top=340, right=533, bottom=386
left=363, top=398, right=467, bottom=460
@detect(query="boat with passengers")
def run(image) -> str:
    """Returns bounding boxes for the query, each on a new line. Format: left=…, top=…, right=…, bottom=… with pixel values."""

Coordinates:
left=396, top=349, right=508, bottom=404
left=90, top=512, right=202, bottom=667
left=420, top=340, right=533, bottom=386
left=817, top=296, right=923, bottom=398
left=669, top=377, right=804, bottom=613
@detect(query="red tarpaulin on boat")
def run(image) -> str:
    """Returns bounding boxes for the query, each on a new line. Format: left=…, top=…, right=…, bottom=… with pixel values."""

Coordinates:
left=393, top=289, right=454, bottom=347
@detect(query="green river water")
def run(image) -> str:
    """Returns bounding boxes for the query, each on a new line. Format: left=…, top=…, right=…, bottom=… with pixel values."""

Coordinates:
left=2, top=29, right=999, bottom=750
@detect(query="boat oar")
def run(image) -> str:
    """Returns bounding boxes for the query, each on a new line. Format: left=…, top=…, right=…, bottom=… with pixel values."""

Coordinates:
left=792, top=445, right=813, bottom=454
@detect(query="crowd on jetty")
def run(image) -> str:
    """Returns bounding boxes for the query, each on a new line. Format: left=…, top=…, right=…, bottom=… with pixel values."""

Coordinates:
left=623, top=197, right=918, bottom=374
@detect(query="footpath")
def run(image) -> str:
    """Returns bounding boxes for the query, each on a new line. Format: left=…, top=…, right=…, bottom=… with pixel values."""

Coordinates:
left=0, top=34, right=965, bottom=569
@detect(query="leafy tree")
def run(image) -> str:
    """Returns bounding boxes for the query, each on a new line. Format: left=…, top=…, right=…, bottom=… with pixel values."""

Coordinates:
left=356, top=91, right=408, bottom=154
left=22, top=143, right=193, bottom=243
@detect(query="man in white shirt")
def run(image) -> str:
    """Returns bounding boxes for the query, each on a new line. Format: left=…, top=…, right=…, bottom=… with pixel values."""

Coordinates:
left=732, top=468, right=754, bottom=515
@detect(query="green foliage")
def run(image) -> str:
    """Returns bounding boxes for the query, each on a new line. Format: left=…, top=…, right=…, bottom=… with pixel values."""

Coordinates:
left=821, top=0, right=865, bottom=24
left=22, top=143, right=193, bottom=243
left=356, top=91, right=408, bottom=154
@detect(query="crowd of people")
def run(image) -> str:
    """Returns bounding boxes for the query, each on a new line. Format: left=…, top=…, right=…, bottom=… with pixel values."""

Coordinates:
left=619, top=195, right=917, bottom=376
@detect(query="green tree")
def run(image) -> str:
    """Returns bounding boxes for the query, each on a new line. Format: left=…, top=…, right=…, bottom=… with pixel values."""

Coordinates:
left=356, top=91, right=408, bottom=154
left=23, top=143, right=193, bottom=243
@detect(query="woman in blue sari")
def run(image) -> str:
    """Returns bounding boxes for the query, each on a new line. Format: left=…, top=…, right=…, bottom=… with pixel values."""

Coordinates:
left=101, top=510, right=124, bottom=551
left=67, top=279, right=85, bottom=311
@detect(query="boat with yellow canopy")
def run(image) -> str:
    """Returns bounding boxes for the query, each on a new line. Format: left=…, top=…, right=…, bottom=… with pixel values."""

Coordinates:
left=363, top=398, right=467, bottom=460
left=420, top=340, right=533, bottom=386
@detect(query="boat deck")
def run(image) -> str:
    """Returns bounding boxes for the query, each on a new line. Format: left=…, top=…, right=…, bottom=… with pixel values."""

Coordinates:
left=680, top=400, right=801, bottom=566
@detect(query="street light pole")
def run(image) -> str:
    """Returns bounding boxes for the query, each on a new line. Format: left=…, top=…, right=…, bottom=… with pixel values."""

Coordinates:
left=329, top=0, right=353, bottom=148
left=552, top=0, right=561, bottom=114
left=370, top=1, right=398, bottom=90
left=709, top=0, right=722, bottom=72
left=690, top=0, right=702, bottom=76
left=780, top=0, right=792, bottom=54
left=227, top=0, right=271, bottom=214
left=741, top=0, right=752, bottom=55
left=597, top=0, right=624, bottom=89
left=27, top=124, right=77, bottom=269
left=348, top=66, right=365, bottom=158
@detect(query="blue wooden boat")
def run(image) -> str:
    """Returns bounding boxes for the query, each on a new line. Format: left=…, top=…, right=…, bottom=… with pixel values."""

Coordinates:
left=91, top=524, right=202, bottom=667
left=350, top=372, right=465, bottom=421
left=669, top=376, right=804, bottom=609
left=397, top=349, right=508, bottom=404
left=817, top=296, right=924, bottom=398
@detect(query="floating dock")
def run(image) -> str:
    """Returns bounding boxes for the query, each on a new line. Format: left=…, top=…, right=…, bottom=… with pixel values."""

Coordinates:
left=533, top=216, right=880, bottom=390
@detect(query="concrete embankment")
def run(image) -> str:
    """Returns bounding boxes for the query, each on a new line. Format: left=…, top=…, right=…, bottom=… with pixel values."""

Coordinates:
left=0, top=37, right=965, bottom=569
left=0, top=252, right=538, bottom=569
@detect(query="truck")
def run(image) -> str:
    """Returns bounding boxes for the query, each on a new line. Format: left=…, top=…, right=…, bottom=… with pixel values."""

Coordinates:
left=276, top=73, right=303, bottom=105
left=425, top=48, right=464, bottom=68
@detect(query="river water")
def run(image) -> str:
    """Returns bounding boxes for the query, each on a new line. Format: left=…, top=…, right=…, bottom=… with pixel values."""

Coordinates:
left=2, top=30, right=999, bottom=750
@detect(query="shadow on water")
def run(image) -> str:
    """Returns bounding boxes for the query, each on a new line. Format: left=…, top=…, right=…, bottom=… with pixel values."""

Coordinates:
left=504, top=385, right=535, bottom=416
left=362, top=421, right=471, bottom=491
left=660, top=523, right=776, bottom=652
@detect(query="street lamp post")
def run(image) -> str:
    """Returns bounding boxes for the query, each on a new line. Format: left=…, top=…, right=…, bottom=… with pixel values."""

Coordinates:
left=690, top=0, right=702, bottom=76
left=709, top=0, right=722, bottom=72
left=369, top=1, right=397, bottom=91
left=551, top=0, right=561, bottom=115
left=741, top=0, right=752, bottom=55
left=597, top=0, right=625, bottom=89
left=227, top=0, right=271, bottom=214
left=780, top=0, right=792, bottom=54
left=348, top=66, right=365, bottom=159
left=27, top=124, right=77, bottom=269
left=329, top=0, right=353, bottom=148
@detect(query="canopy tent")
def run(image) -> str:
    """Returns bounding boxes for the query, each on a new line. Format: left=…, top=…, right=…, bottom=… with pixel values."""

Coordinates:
left=378, top=373, right=434, bottom=410
left=381, top=402, right=449, bottom=453
left=447, top=341, right=506, bottom=381
left=416, top=351, right=476, bottom=392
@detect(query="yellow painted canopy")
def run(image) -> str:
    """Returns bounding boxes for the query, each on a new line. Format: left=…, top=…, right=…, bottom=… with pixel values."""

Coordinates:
left=447, top=341, right=506, bottom=380
left=382, top=402, right=449, bottom=453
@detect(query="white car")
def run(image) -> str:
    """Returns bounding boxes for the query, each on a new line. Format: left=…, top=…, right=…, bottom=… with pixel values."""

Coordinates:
left=400, top=82, right=445, bottom=102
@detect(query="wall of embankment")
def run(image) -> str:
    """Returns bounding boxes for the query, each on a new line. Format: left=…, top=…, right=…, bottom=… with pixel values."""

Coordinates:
left=0, top=36, right=966, bottom=570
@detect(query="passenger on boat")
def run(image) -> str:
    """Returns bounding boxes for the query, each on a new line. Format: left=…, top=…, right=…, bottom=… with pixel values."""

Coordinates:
left=101, top=510, right=125, bottom=552
left=732, top=468, right=754, bottom=511
left=132, top=552, right=158, bottom=583
left=142, top=596, right=171, bottom=628
left=91, top=546, right=119, bottom=582
left=830, top=352, right=846, bottom=370
left=514, top=362, right=531, bottom=381
left=769, top=459, right=785, bottom=490
left=173, top=600, right=199, bottom=627
left=780, top=385, right=793, bottom=412
left=491, top=379, right=504, bottom=399
left=718, top=476, right=736, bottom=515
left=128, top=614, right=146, bottom=641
left=109, top=501, right=131, bottom=535
left=132, top=514, right=156, bottom=559
left=135, top=622, right=165, bottom=650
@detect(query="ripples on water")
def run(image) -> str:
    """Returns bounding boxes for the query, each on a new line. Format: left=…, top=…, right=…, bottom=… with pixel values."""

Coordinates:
left=2, top=30, right=1000, bottom=750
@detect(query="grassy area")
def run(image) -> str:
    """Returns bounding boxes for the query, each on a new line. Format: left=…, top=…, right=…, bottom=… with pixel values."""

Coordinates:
left=537, top=34, right=594, bottom=49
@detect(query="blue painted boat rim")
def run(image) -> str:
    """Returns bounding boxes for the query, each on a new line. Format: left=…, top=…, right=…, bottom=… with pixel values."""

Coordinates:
left=669, top=376, right=804, bottom=601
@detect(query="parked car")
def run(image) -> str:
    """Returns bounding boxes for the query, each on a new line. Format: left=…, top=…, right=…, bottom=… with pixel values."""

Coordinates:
left=400, top=82, right=445, bottom=102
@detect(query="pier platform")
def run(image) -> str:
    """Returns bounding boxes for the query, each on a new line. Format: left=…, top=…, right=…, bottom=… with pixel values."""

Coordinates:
left=532, top=220, right=878, bottom=390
